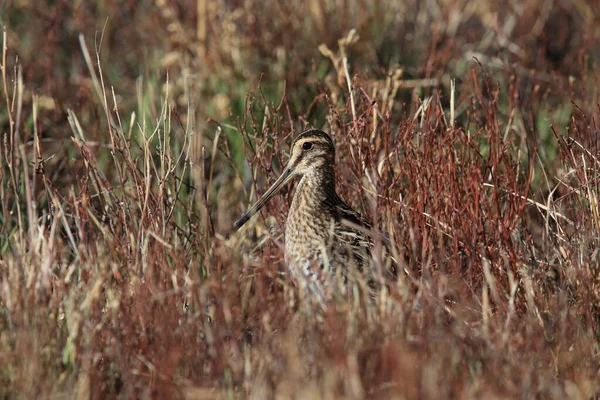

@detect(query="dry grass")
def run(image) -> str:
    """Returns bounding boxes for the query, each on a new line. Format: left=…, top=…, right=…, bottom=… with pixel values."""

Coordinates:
left=1, top=0, right=600, bottom=398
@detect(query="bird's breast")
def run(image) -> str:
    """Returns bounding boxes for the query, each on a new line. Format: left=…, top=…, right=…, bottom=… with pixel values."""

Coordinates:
left=284, top=204, right=333, bottom=267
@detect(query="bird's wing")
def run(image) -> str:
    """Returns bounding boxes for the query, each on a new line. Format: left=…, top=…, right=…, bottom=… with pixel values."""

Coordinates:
left=327, top=197, right=372, bottom=266
left=330, top=196, right=400, bottom=279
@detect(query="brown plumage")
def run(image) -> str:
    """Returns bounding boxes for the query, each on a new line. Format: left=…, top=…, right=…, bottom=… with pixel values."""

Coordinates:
left=234, top=129, right=373, bottom=301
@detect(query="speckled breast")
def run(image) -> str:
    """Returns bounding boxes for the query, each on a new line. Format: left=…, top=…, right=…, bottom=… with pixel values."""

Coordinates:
left=284, top=207, right=336, bottom=276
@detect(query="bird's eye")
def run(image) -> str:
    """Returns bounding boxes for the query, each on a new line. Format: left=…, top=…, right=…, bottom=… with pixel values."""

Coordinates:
left=302, top=142, right=313, bottom=151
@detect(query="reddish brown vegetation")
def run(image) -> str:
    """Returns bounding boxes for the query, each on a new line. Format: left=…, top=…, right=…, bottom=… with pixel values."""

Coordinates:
left=1, top=1, right=599, bottom=398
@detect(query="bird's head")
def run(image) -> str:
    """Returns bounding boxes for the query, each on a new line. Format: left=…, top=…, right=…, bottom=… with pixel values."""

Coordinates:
left=233, top=129, right=335, bottom=230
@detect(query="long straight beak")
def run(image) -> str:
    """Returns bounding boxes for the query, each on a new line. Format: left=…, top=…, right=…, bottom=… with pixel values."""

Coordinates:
left=234, top=167, right=294, bottom=230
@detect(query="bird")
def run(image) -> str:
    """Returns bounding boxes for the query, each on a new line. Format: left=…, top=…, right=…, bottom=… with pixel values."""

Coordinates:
left=233, top=129, right=378, bottom=303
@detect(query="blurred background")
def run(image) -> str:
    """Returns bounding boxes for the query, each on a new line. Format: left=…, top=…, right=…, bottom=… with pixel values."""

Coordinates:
left=2, top=0, right=598, bottom=234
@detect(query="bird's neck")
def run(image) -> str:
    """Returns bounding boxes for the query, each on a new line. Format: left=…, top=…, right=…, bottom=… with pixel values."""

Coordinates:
left=291, top=167, right=336, bottom=212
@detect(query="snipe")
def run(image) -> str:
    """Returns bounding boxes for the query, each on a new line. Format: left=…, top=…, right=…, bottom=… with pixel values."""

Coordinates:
left=234, top=129, right=374, bottom=301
